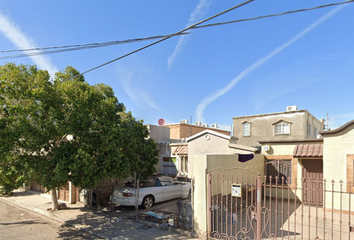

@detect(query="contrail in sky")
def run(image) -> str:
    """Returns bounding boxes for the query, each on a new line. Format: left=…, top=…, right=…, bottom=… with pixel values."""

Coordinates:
left=195, top=5, right=345, bottom=122
left=167, top=0, right=213, bottom=69
left=0, top=12, right=58, bottom=77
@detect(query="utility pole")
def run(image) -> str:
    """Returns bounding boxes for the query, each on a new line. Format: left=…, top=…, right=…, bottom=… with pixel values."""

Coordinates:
left=326, top=112, right=331, bottom=130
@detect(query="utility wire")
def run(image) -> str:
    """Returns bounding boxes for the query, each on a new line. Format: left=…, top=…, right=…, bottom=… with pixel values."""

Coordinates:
left=0, top=32, right=190, bottom=53
left=77, top=0, right=256, bottom=77
left=0, top=33, right=190, bottom=59
left=0, top=0, right=352, bottom=61
left=192, top=0, right=354, bottom=29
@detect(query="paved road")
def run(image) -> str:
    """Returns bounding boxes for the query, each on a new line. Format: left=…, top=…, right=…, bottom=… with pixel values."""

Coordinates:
left=0, top=199, right=100, bottom=240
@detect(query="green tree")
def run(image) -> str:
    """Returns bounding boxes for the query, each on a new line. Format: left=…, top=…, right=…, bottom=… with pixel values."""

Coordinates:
left=0, top=63, right=159, bottom=210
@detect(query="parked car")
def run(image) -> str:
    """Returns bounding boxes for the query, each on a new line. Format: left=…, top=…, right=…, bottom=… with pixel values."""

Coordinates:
left=111, top=176, right=191, bottom=209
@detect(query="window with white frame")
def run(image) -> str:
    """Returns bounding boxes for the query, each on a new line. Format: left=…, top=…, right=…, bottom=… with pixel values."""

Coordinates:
left=274, top=122, right=290, bottom=135
left=243, top=122, right=251, bottom=136
left=314, top=126, right=318, bottom=138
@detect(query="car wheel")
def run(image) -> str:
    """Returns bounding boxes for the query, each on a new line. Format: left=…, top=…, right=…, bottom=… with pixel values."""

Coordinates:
left=142, top=195, right=154, bottom=209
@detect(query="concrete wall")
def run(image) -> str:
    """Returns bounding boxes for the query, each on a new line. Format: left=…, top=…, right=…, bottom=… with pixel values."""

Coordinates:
left=322, top=126, right=354, bottom=210
left=233, top=110, right=324, bottom=147
left=193, top=155, right=208, bottom=239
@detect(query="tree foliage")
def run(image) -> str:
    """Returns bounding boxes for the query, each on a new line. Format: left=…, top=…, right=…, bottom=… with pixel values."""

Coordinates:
left=0, top=63, right=159, bottom=207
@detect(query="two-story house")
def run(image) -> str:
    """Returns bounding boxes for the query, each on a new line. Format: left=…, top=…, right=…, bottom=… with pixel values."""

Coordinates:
left=232, top=106, right=325, bottom=148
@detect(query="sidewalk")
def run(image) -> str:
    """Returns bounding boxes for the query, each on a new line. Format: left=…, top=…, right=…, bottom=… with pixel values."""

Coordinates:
left=0, top=191, right=200, bottom=240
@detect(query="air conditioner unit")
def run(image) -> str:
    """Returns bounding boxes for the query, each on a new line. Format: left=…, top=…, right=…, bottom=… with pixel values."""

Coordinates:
left=202, top=123, right=208, bottom=128
left=210, top=123, right=218, bottom=128
left=263, top=145, right=270, bottom=152
left=180, top=119, right=188, bottom=124
left=195, top=121, right=202, bottom=126
left=286, top=105, right=298, bottom=111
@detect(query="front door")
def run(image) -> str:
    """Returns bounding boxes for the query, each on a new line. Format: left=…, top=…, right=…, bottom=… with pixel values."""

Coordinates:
left=302, top=159, right=323, bottom=205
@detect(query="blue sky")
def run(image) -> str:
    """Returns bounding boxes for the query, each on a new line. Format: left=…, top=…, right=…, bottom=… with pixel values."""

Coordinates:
left=0, top=0, right=353, bottom=131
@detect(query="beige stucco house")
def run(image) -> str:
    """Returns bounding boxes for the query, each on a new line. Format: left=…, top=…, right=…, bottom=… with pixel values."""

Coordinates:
left=257, top=119, right=354, bottom=211
left=233, top=106, right=325, bottom=147
left=186, top=129, right=257, bottom=179
left=147, top=123, right=231, bottom=176
left=184, top=129, right=264, bottom=238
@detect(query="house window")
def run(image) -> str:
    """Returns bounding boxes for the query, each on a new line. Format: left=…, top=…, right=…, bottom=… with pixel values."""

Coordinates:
left=314, top=127, right=318, bottom=138
left=266, top=159, right=292, bottom=184
left=243, top=122, right=251, bottom=136
left=308, top=124, right=311, bottom=137
left=274, top=123, right=290, bottom=135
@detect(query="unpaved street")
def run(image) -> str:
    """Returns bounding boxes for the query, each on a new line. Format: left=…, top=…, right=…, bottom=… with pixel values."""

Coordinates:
left=0, top=199, right=100, bottom=240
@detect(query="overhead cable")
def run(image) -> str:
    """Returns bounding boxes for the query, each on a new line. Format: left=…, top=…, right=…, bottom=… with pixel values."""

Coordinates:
left=77, top=0, right=256, bottom=77
left=192, top=0, right=354, bottom=29
left=0, top=33, right=190, bottom=60
left=0, top=0, right=352, bottom=61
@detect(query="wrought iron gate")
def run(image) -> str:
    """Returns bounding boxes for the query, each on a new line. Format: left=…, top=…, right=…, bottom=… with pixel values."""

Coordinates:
left=207, top=167, right=354, bottom=240
left=207, top=167, right=263, bottom=240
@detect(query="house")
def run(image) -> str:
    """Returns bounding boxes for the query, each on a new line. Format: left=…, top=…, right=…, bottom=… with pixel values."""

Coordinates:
left=186, top=129, right=264, bottom=238
left=186, top=129, right=258, bottom=179
left=232, top=106, right=325, bottom=147
left=147, top=122, right=231, bottom=177
left=258, top=119, right=354, bottom=211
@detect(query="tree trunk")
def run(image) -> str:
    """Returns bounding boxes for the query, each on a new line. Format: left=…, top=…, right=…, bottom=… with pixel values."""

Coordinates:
left=51, top=188, right=59, bottom=211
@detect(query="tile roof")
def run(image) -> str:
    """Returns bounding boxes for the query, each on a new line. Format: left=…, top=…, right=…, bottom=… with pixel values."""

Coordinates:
left=173, top=145, right=188, bottom=155
left=293, top=144, right=323, bottom=158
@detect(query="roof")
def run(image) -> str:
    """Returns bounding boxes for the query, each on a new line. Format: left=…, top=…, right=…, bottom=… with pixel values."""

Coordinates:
left=293, top=144, right=323, bottom=158
left=228, top=143, right=258, bottom=153
left=186, top=129, right=230, bottom=142
left=173, top=145, right=188, bottom=155
left=233, top=110, right=308, bottom=119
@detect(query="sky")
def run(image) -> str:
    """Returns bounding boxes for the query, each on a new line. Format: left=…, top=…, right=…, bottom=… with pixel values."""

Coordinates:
left=0, top=0, right=353, bottom=131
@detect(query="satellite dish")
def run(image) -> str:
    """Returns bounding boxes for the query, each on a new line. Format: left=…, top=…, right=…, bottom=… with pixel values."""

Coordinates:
left=158, top=118, right=165, bottom=126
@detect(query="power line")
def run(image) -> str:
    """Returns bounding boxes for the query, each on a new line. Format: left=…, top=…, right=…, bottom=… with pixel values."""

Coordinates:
left=192, top=0, right=354, bottom=29
left=0, top=32, right=190, bottom=53
left=1, top=0, right=352, bottom=61
left=0, top=33, right=190, bottom=60
left=77, top=0, right=256, bottom=77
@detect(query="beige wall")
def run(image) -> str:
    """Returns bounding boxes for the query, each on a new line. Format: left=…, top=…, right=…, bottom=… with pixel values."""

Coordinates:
left=188, top=132, right=241, bottom=179
left=322, top=127, right=354, bottom=210
left=323, top=129, right=354, bottom=184
left=233, top=110, right=324, bottom=146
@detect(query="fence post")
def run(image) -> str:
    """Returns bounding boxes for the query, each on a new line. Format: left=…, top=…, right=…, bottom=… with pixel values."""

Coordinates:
left=256, top=174, right=262, bottom=240
left=207, top=173, right=211, bottom=237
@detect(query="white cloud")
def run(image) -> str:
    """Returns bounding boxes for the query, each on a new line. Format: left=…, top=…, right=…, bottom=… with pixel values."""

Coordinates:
left=0, top=12, right=58, bottom=77
left=328, top=112, right=354, bottom=129
left=167, top=0, right=213, bottom=69
left=115, top=64, right=162, bottom=111
left=195, top=5, right=345, bottom=122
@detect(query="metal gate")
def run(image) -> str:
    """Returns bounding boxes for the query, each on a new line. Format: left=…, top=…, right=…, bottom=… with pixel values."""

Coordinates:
left=207, top=167, right=354, bottom=240
left=207, top=168, right=263, bottom=239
